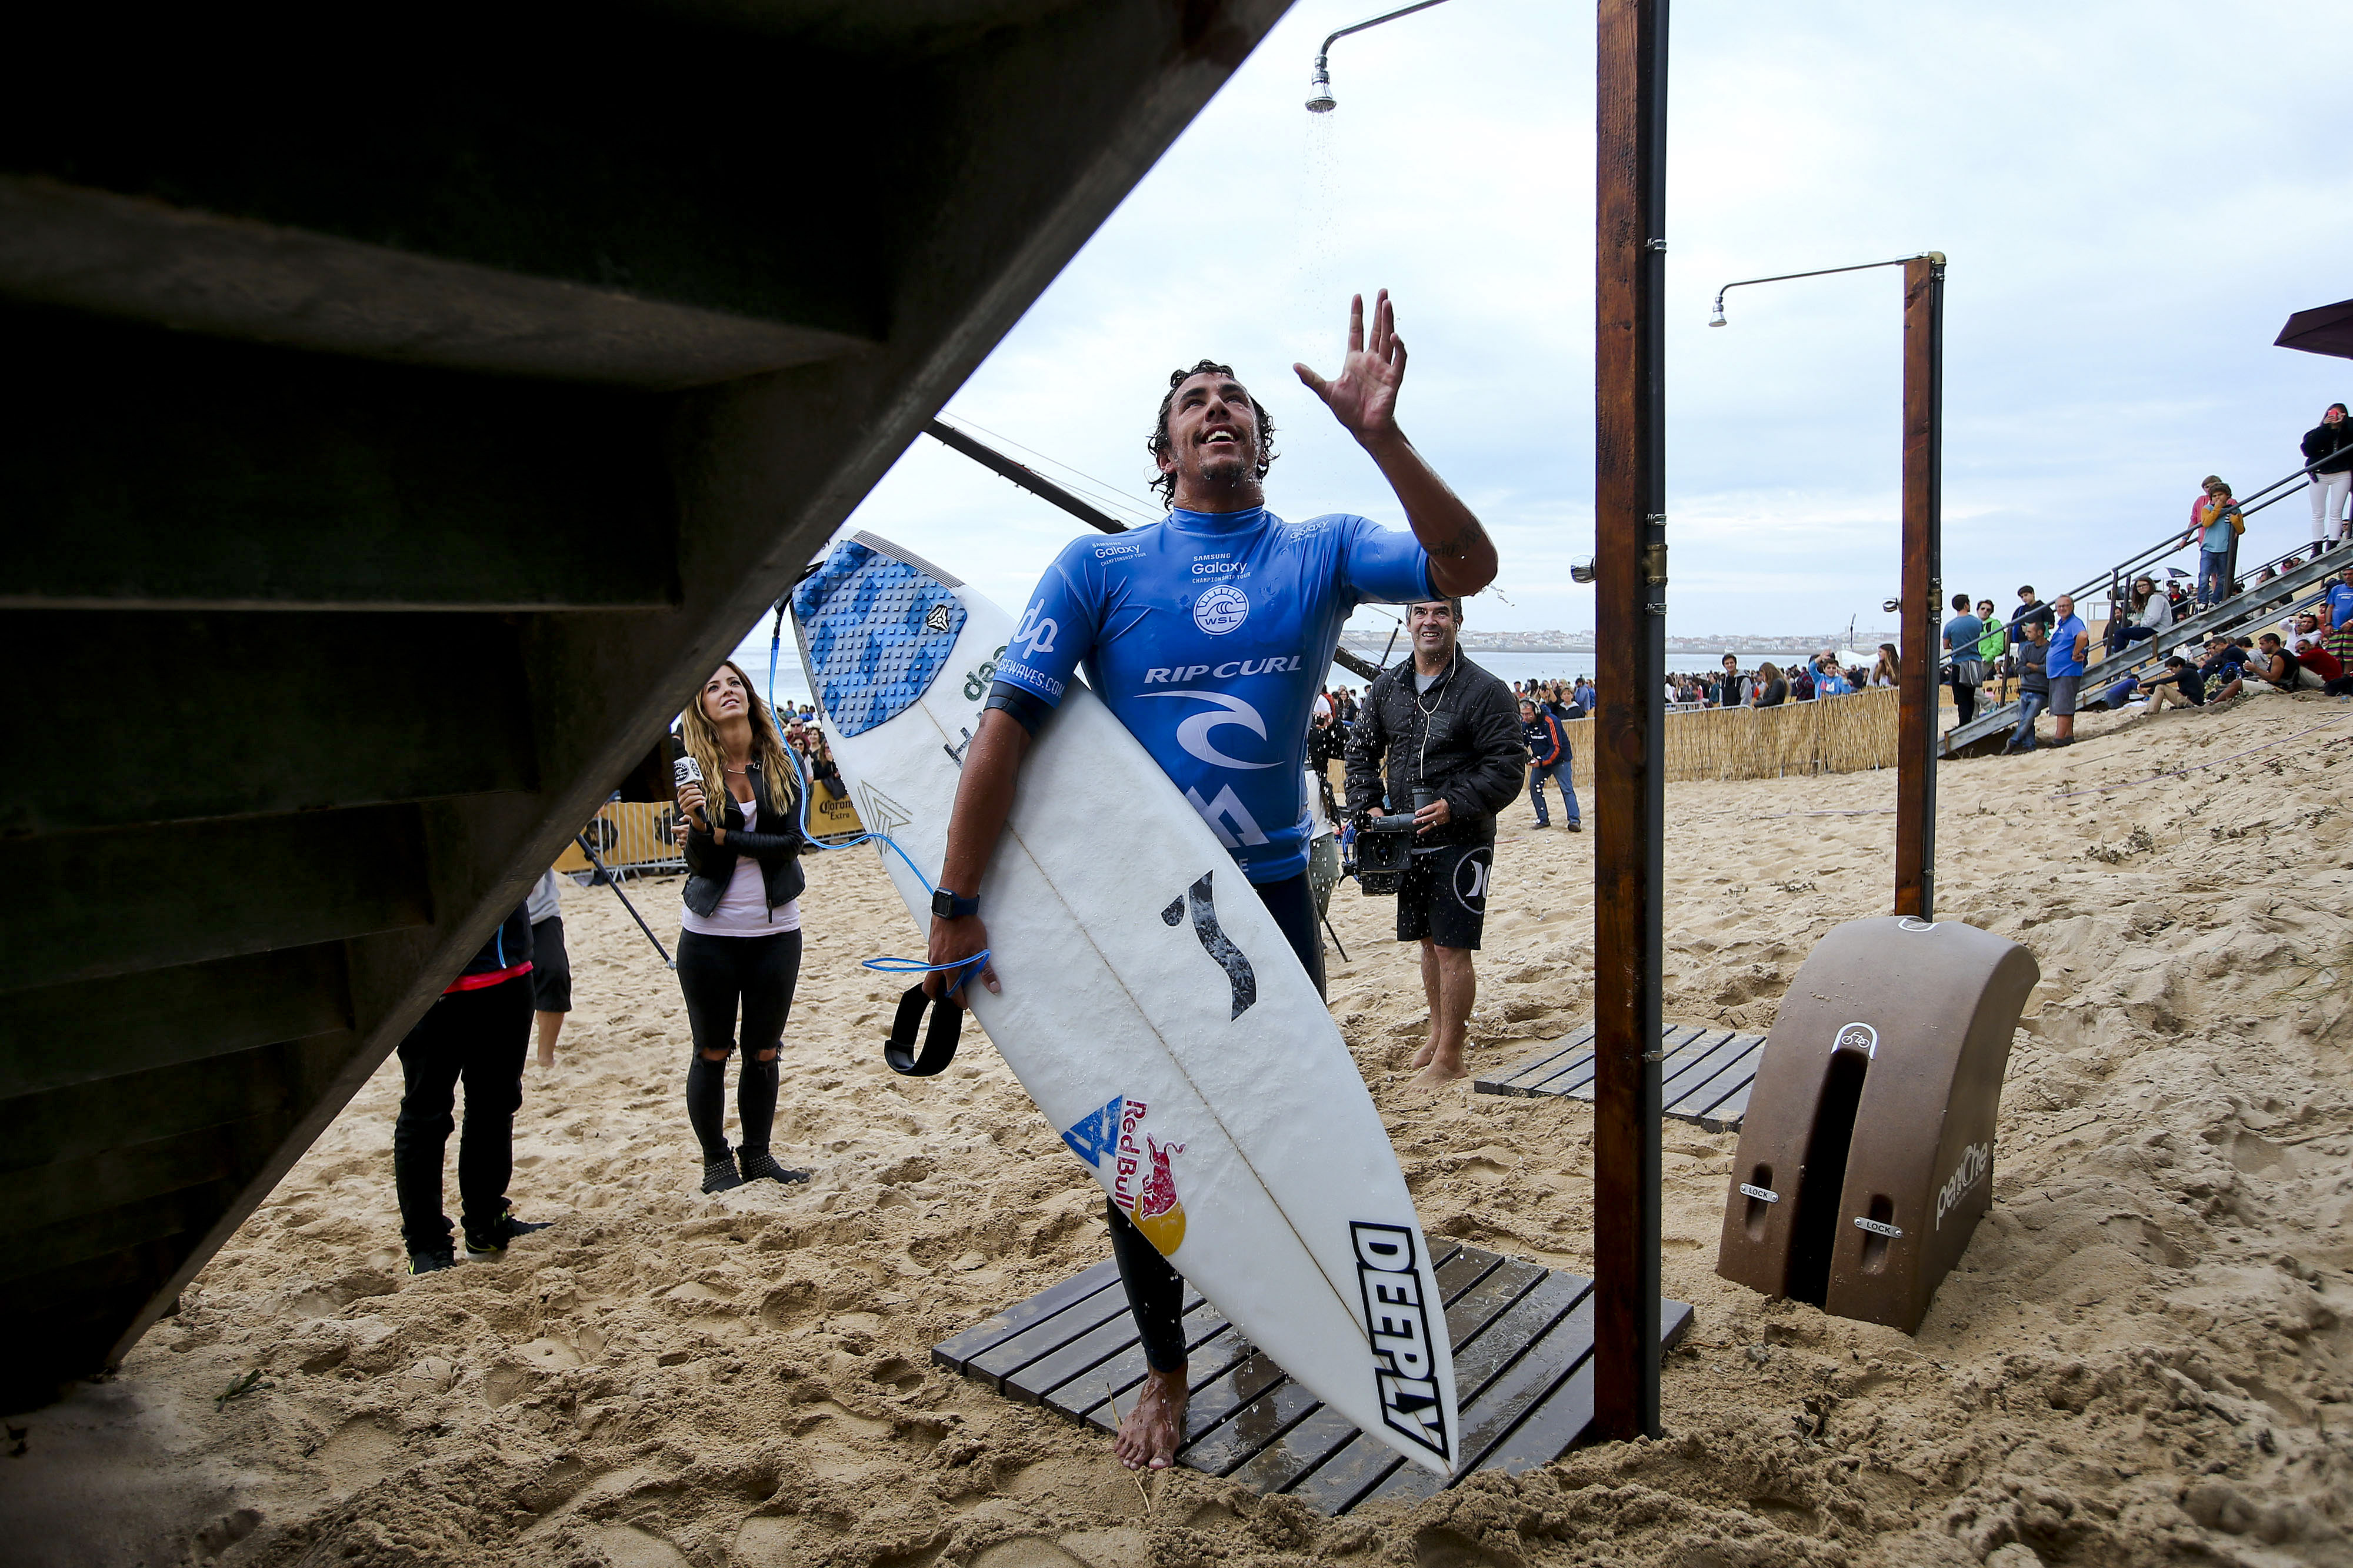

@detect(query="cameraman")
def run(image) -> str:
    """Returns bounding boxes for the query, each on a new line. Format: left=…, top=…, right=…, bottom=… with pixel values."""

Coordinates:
left=1345, top=598, right=1524, bottom=1089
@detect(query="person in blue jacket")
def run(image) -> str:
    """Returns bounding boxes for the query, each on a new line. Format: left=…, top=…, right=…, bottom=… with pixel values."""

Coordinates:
left=1519, top=698, right=1579, bottom=830
left=919, top=292, right=1497, bottom=1474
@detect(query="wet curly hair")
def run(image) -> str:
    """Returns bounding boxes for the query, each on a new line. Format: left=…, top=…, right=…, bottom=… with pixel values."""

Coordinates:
left=1147, top=360, right=1278, bottom=507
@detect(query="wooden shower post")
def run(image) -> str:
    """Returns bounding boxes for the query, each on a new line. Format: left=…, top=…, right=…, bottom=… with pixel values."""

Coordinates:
left=1591, top=0, right=1668, bottom=1444
left=1894, top=253, right=1946, bottom=919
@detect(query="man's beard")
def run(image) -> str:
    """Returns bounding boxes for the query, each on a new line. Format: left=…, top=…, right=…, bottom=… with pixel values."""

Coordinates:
left=1193, top=446, right=1255, bottom=488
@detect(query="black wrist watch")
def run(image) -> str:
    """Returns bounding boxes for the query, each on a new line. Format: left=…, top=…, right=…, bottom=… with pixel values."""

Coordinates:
left=931, top=888, right=980, bottom=920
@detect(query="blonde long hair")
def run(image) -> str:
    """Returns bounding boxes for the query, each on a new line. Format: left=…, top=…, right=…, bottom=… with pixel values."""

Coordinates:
left=678, top=660, right=801, bottom=824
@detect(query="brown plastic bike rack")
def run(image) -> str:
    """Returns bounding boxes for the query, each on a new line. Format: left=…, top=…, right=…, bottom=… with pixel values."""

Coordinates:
left=1715, top=915, right=2038, bottom=1333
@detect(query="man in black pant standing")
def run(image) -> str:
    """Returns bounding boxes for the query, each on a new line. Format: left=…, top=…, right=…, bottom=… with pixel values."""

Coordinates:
left=394, top=902, right=551, bottom=1275
left=1345, top=597, right=1525, bottom=1089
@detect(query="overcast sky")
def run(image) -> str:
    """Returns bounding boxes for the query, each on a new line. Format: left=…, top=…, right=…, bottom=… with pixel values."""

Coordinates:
left=814, top=0, right=2349, bottom=643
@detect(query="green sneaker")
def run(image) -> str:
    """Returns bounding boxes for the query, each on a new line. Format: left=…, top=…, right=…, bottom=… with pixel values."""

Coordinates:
left=462, top=1212, right=551, bottom=1256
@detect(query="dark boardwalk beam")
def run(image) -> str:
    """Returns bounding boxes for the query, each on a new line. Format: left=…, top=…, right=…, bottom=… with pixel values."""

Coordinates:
left=1476, top=1021, right=1768, bottom=1135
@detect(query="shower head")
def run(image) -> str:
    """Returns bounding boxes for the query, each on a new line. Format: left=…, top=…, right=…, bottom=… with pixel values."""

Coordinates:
left=1306, top=58, right=1336, bottom=112
left=1303, top=2, right=1457, bottom=113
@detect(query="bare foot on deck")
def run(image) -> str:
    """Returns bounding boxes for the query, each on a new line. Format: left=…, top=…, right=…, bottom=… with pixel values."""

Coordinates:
left=1113, top=1367, right=1188, bottom=1471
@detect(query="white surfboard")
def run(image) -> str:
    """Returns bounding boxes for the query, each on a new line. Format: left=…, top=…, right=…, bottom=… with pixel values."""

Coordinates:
left=790, top=529, right=1459, bottom=1475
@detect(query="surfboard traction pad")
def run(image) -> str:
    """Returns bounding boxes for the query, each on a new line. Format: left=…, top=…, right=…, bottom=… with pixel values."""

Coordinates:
left=931, top=1243, right=1692, bottom=1515
left=1474, top=1021, right=1769, bottom=1133
left=790, top=536, right=969, bottom=738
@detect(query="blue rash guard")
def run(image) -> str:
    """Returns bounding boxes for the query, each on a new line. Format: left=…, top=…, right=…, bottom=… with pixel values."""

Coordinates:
left=988, top=505, right=1433, bottom=883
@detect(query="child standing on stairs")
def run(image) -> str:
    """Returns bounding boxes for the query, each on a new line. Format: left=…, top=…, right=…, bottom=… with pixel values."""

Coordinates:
left=672, top=662, right=812, bottom=1194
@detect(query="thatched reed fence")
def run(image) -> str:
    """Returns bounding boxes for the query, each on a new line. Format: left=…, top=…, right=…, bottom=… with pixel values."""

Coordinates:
left=1554, top=686, right=1901, bottom=786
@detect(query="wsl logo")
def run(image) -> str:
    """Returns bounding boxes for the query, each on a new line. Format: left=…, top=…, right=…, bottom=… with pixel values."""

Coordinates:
left=1351, top=1222, right=1450, bottom=1463
left=1192, top=583, right=1249, bottom=635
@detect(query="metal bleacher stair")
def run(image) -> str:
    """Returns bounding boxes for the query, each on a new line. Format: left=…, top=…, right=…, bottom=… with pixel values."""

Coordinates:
left=1943, top=535, right=2345, bottom=757
left=0, top=0, right=1286, bottom=1409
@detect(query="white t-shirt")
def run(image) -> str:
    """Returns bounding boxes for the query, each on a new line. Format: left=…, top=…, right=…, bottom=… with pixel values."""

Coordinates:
left=680, top=796, right=802, bottom=938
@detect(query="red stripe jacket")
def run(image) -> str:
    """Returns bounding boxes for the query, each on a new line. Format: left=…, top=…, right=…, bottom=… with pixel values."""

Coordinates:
left=1523, top=712, right=1565, bottom=768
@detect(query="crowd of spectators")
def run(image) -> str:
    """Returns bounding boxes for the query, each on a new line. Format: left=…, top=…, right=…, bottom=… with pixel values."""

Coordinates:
left=777, top=708, right=842, bottom=791
left=1964, top=456, right=2353, bottom=750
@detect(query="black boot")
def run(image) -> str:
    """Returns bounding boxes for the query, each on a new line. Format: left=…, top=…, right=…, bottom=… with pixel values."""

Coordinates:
left=739, top=1148, right=811, bottom=1185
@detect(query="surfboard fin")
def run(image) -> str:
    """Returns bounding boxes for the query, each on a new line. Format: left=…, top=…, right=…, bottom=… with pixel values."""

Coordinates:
left=884, top=985, right=964, bottom=1077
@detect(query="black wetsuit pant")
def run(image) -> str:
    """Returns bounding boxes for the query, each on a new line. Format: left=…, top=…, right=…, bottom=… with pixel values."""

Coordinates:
left=677, top=929, right=802, bottom=1163
left=1112, top=871, right=1325, bottom=1373
left=394, top=973, right=532, bottom=1253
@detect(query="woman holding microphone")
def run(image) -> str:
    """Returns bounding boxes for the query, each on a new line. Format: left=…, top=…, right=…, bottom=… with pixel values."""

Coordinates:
left=672, top=662, right=811, bottom=1193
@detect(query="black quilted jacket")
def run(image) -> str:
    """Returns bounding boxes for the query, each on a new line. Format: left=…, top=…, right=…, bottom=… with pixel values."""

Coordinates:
left=1342, top=653, right=1525, bottom=848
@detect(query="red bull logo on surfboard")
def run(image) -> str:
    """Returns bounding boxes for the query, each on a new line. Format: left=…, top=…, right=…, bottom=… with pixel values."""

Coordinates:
left=1060, top=1095, right=1188, bottom=1256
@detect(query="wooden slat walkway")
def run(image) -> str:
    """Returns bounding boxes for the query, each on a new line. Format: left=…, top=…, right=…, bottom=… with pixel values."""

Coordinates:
left=931, top=1243, right=1693, bottom=1515
left=1474, top=1020, right=1768, bottom=1132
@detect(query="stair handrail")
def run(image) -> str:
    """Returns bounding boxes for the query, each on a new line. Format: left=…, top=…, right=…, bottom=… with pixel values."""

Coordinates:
left=2027, top=448, right=2353, bottom=635
left=1946, top=551, right=2342, bottom=752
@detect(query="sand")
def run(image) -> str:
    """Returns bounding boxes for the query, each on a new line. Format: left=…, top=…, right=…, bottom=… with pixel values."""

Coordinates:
left=8, top=693, right=2352, bottom=1567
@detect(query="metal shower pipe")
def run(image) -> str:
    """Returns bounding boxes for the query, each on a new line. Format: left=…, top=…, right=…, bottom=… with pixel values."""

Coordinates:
left=1307, top=0, right=1459, bottom=112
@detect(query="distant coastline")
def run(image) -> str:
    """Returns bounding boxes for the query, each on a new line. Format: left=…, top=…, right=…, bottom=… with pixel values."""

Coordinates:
left=1338, top=628, right=1902, bottom=657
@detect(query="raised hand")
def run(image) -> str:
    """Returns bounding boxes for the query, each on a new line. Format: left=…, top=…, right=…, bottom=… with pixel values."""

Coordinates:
left=1295, top=290, right=1407, bottom=447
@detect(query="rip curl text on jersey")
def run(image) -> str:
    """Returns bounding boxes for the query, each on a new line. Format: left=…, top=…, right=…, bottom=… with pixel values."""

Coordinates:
left=988, top=506, right=1432, bottom=882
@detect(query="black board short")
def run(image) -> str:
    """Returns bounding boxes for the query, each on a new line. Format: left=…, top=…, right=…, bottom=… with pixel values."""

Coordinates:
left=530, top=916, right=572, bottom=1012
left=1395, top=840, right=1491, bottom=950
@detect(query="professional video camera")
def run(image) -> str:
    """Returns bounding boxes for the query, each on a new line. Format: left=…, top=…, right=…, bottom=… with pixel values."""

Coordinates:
left=1345, top=789, right=1437, bottom=896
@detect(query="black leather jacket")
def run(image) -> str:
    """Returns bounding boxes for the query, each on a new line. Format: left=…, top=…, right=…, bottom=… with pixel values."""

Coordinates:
left=682, top=759, right=807, bottom=920
left=2305, top=421, right=2353, bottom=475
left=1343, top=652, right=1525, bottom=848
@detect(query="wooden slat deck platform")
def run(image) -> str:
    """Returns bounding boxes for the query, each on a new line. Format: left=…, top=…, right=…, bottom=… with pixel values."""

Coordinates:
left=1474, top=1020, right=1768, bottom=1132
left=931, top=1244, right=1693, bottom=1515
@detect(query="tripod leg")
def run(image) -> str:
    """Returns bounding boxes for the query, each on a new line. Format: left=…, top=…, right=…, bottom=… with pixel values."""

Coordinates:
left=576, top=833, right=676, bottom=969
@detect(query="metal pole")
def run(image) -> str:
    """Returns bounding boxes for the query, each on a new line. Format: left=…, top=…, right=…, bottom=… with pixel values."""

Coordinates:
left=923, top=419, right=1132, bottom=536
left=1591, top=0, right=1667, bottom=1444
left=577, top=832, right=676, bottom=970
left=1894, top=255, right=1945, bottom=918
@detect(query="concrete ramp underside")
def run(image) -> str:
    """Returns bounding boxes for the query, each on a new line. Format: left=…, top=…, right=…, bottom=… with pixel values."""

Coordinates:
left=0, top=0, right=1290, bottom=1407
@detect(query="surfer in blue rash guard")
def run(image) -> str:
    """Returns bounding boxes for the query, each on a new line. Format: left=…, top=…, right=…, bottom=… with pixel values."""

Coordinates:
left=921, top=291, right=1497, bottom=1473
